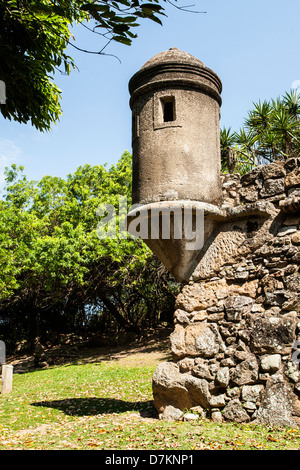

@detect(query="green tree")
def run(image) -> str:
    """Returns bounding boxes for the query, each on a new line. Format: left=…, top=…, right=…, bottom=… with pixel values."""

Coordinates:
left=0, top=0, right=189, bottom=131
left=0, top=152, right=179, bottom=351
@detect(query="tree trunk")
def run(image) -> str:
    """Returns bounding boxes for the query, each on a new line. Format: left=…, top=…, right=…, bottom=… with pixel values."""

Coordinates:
left=101, top=295, right=140, bottom=333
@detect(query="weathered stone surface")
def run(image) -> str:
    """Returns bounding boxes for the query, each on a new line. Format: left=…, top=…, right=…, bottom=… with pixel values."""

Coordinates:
left=211, top=410, right=223, bottom=423
left=285, top=273, right=300, bottom=292
left=183, top=375, right=211, bottom=409
left=192, top=360, right=213, bottom=380
left=285, top=167, right=300, bottom=188
left=207, top=312, right=224, bottom=322
left=220, top=356, right=236, bottom=367
left=243, top=401, right=257, bottom=412
left=222, top=399, right=250, bottom=423
left=175, top=279, right=228, bottom=312
left=152, top=362, right=211, bottom=415
left=227, top=387, right=241, bottom=399
left=282, top=295, right=300, bottom=311
left=178, top=357, right=194, bottom=373
left=169, top=325, right=186, bottom=358
left=283, top=216, right=300, bottom=226
left=224, top=295, right=253, bottom=322
left=170, top=323, right=225, bottom=359
left=234, top=350, right=250, bottom=362
left=256, top=376, right=298, bottom=427
left=284, top=157, right=300, bottom=173
left=291, top=231, right=300, bottom=245
left=129, top=48, right=222, bottom=207
left=182, top=412, right=200, bottom=422
left=239, top=187, right=259, bottom=203
left=152, top=362, right=193, bottom=413
left=191, top=223, right=248, bottom=280
left=241, top=385, right=264, bottom=403
left=191, top=310, right=208, bottom=322
left=261, top=162, right=286, bottom=180
left=249, top=312, right=298, bottom=354
left=215, top=367, right=230, bottom=388
left=231, top=355, right=259, bottom=386
left=174, top=309, right=191, bottom=325
left=261, top=274, right=284, bottom=293
left=209, top=394, right=226, bottom=408
left=160, top=405, right=183, bottom=421
left=260, top=178, right=285, bottom=197
left=277, top=226, right=297, bottom=237
left=240, top=166, right=263, bottom=185
left=285, top=361, right=300, bottom=383
left=260, top=354, right=281, bottom=373
left=152, top=159, right=300, bottom=427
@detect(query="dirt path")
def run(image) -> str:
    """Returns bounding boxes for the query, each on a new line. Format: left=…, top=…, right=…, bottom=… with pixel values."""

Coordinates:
left=9, top=328, right=173, bottom=373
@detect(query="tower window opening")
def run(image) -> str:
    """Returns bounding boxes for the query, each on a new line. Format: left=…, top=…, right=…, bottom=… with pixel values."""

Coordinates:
left=161, top=97, right=175, bottom=122
left=132, top=112, right=139, bottom=139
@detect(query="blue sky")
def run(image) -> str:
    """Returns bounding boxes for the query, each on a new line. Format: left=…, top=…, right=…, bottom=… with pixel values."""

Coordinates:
left=1, top=0, right=300, bottom=186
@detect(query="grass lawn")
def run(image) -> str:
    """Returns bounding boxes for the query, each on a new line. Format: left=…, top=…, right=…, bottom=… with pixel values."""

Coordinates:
left=0, top=356, right=300, bottom=450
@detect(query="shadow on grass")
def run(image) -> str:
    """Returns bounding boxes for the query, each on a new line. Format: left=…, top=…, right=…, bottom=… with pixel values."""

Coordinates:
left=31, top=397, right=158, bottom=418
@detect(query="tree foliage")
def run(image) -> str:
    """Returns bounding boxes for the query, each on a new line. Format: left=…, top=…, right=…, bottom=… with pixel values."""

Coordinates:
left=0, top=151, right=179, bottom=351
left=0, top=0, right=183, bottom=131
left=221, top=90, right=300, bottom=174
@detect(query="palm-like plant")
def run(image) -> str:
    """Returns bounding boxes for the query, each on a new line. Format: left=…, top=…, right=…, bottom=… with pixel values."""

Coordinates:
left=271, top=106, right=299, bottom=158
left=220, top=127, right=257, bottom=174
left=245, top=100, right=272, bottom=134
left=234, top=128, right=259, bottom=165
left=282, top=90, right=300, bottom=119
left=223, top=90, right=300, bottom=174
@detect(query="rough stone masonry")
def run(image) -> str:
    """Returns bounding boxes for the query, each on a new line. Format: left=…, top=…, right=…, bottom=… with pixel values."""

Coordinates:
left=152, top=158, right=300, bottom=427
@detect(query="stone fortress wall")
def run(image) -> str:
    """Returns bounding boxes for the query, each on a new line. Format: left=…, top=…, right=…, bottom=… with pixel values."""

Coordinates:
left=152, top=158, right=300, bottom=427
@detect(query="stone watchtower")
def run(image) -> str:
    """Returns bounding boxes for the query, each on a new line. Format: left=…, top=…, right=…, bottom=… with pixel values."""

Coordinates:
left=128, top=49, right=300, bottom=427
left=128, top=48, right=223, bottom=281
left=129, top=47, right=222, bottom=206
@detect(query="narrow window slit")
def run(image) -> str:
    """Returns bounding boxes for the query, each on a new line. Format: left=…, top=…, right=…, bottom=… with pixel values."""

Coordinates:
left=163, top=101, right=174, bottom=122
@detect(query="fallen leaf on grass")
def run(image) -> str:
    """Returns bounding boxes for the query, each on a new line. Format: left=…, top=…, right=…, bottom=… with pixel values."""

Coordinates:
left=113, top=426, right=122, bottom=431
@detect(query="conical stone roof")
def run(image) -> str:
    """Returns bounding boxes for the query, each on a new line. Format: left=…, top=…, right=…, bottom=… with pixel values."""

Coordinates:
left=140, top=47, right=205, bottom=69
left=129, top=47, right=222, bottom=105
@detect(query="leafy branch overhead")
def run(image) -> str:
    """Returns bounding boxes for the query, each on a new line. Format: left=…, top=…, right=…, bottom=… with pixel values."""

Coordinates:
left=0, top=0, right=197, bottom=131
left=79, top=0, right=167, bottom=46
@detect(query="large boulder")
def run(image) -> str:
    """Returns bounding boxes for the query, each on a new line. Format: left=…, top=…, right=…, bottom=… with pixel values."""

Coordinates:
left=152, top=362, right=211, bottom=416
left=256, top=375, right=299, bottom=428
left=170, top=323, right=225, bottom=359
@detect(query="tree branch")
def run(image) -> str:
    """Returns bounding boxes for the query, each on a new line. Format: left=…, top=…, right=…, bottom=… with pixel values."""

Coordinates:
left=67, top=39, right=122, bottom=63
left=166, top=0, right=206, bottom=13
